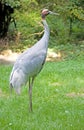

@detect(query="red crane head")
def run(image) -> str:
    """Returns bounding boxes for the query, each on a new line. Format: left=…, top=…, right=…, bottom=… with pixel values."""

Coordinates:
left=41, top=9, right=59, bottom=19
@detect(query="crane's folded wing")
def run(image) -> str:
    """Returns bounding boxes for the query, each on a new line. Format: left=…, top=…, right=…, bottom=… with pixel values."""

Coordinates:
left=14, top=49, right=47, bottom=77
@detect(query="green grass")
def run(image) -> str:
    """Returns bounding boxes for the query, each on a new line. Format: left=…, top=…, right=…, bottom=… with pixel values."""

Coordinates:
left=0, top=57, right=84, bottom=130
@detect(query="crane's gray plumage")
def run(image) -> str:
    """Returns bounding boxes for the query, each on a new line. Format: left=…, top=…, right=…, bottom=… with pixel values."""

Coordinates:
left=10, top=9, right=59, bottom=111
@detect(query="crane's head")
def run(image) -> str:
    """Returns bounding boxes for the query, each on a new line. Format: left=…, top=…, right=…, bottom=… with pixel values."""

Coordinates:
left=41, top=9, right=59, bottom=19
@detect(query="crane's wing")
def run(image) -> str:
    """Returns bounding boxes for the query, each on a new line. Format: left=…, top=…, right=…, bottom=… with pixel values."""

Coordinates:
left=12, top=48, right=47, bottom=77
left=11, top=36, right=49, bottom=78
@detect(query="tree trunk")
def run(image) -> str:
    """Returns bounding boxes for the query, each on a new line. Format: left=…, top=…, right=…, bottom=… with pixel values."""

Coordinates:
left=0, top=2, right=14, bottom=38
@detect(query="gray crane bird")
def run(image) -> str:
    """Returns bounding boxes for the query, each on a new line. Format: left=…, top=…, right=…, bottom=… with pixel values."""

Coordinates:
left=10, top=9, right=59, bottom=111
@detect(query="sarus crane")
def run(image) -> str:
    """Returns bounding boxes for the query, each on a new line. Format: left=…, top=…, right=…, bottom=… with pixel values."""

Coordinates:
left=10, top=9, right=59, bottom=111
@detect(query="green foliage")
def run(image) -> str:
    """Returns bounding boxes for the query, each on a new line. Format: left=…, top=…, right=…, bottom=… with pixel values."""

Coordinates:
left=70, top=2, right=84, bottom=21
left=1, top=0, right=20, bottom=7
left=19, top=0, right=38, bottom=11
left=0, top=0, right=83, bottom=50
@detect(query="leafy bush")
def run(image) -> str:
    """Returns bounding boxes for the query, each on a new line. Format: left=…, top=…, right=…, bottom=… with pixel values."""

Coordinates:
left=1, top=0, right=84, bottom=51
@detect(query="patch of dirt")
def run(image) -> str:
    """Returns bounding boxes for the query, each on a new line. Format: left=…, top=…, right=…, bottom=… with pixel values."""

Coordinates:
left=0, top=49, right=62, bottom=65
left=66, top=92, right=84, bottom=98
left=0, top=49, right=19, bottom=65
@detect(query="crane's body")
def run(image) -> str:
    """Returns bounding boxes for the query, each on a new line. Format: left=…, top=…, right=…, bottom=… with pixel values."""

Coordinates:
left=10, top=9, right=59, bottom=111
left=10, top=20, right=49, bottom=93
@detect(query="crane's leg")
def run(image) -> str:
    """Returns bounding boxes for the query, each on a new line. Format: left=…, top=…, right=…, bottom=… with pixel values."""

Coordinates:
left=29, top=77, right=34, bottom=112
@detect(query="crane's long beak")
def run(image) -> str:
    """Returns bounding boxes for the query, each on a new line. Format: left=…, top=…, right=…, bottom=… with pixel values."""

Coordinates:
left=49, top=11, right=59, bottom=15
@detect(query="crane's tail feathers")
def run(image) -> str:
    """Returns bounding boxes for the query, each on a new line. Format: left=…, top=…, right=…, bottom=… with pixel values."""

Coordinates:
left=10, top=82, right=21, bottom=95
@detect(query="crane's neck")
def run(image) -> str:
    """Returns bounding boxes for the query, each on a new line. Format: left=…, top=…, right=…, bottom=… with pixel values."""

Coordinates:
left=42, top=19, right=50, bottom=49
left=42, top=19, right=50, bottom=39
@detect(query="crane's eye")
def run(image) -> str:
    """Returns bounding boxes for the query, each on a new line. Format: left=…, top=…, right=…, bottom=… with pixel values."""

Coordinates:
left=44, top=10, right=49, bottom=15
left=46, top=11, right=49, bottom=14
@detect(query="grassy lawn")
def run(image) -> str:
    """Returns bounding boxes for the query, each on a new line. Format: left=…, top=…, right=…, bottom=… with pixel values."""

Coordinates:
left=0, top=56, right=84, bottom=130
